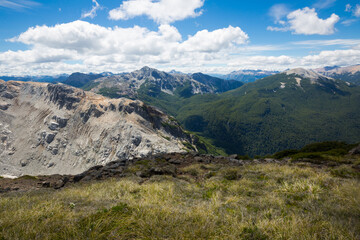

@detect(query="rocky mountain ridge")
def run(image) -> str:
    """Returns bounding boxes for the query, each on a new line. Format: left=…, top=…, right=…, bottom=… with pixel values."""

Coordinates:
left=314, top=65, right=360, bottom=85
left=284, top=68, right=333, bottom=82
left=315, top=65, right=360, bottom=75
left=0, top=80, right=194, bottom=177
left=81, top=67, right=243, bottom=99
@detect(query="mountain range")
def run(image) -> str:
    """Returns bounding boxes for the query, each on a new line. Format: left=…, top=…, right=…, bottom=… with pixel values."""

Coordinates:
left=75, top=67, right=243, bottom=99
left=1, top=65, right=360, bottom=176
left=0, top=74, right=68, bottom=83
left=60, top=66, right=360, bottom=156
left=2, top=64, right=360, bottom=86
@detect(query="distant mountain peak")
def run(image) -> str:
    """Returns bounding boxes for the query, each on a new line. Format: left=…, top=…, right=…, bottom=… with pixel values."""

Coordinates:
left=218, top=69, right=278, bottom=83
left=324, top=66, right=340, bottom=71
left=140, top=66, right=151, bottom=71
left=139, top=66, right=161, bottom=73
left=284, top=68, right=331, bottom=82
left=312, top=64, right=360, bottom=85
left=136, top=66, right=167, bottom=77
left=168, top=70, right=183, bottom=75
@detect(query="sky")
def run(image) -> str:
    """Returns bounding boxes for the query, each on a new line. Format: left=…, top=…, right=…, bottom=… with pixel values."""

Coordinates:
left=0, top=0, right=360, bottom=76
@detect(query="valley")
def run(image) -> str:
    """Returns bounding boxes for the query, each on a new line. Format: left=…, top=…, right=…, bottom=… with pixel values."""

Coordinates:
left=56, top=66, right=360, bottom=156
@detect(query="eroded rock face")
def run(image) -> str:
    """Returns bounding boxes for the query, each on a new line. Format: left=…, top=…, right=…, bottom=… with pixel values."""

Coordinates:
left=0, top=80, right=193, bottom=176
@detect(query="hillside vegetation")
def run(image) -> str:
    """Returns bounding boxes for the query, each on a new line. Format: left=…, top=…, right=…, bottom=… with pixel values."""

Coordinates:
left=143, top=73, right=360, bottom=156
left=1, top=142, right=360, bottom=239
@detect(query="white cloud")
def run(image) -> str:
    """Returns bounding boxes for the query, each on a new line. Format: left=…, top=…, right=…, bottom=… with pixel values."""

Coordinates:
left=301, top=49, right=360, bottom=66
left=227, top=49, right=360, bottom=72
left=267, top=26, right=289, bottom=32
left=341, top=19, right=358, bottom=26
left=0, top=48, right=76, bottom=64
left=268, top=7, right=339, bottom=35
left=345, top=4, right=352, bottom=12
left=288, top=7, right=339, bottom=35
left=179, top=26, right=249, bottom=52
left=269, top=4, right=290, bottom=23
left=2, top=20, right=360, bottom=75
left=292, top=39, right=360, bottom=47
left=9, top=21, right=185, bottom=57
left=0, top=0, right=40, bottom=10
left=344, top=3, right=360, bottom=17
left=2, top=20, right=250, bottom=75
left=108, top=0, right=204, bottom=24
left=228, top=55, right=296, bottom=69
left=82, top=0, right=101, bottom=19
left=355, top=4, right=360, bottom=17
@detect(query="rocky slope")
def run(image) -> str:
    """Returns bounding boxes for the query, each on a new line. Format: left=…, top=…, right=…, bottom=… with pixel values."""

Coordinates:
left=0, top=80, right=194, bottom=177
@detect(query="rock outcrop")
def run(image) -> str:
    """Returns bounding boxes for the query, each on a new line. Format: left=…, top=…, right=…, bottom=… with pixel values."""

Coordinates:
left=0, top=80, right=194, bottom=176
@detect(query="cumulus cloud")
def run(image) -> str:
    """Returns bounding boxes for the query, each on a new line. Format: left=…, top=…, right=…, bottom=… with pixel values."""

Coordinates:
left=288, top=8, right=339, bottom=35
left=108, top=0, right=204, bottom=24
left=2, top=20, right=250, bottom=75
left=2, top=20, right=360, bottom=75
left=0, top=48, right=76, bottom=64
left=301, top=49, right=360, bottom=66
left=180, top=26, right=249, bottom=52
left=9, top=21, right=185, bottom=57
left=82, top=0, right=101, bottom=19
left=268, top=7, right=339, bottom=35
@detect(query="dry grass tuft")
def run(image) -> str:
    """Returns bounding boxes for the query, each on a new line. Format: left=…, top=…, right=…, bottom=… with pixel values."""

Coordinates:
left=0, top=164, right=359, bottom=239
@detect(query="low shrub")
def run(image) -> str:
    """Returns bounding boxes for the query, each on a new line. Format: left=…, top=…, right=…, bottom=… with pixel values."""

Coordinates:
left=223, top=169, right=242, bottom=180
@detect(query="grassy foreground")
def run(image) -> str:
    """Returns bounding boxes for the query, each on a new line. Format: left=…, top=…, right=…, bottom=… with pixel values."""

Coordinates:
left=1, top=163, right=359, bottom=240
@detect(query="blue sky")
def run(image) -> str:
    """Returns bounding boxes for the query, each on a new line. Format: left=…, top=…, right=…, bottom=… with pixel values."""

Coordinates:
left=0, top=0, right=360, bottom=75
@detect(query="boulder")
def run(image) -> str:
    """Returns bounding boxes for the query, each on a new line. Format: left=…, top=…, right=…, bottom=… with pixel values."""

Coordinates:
left=45, top=133, right=56, bottom=144
left=349, top=144, right=360, bottom=155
